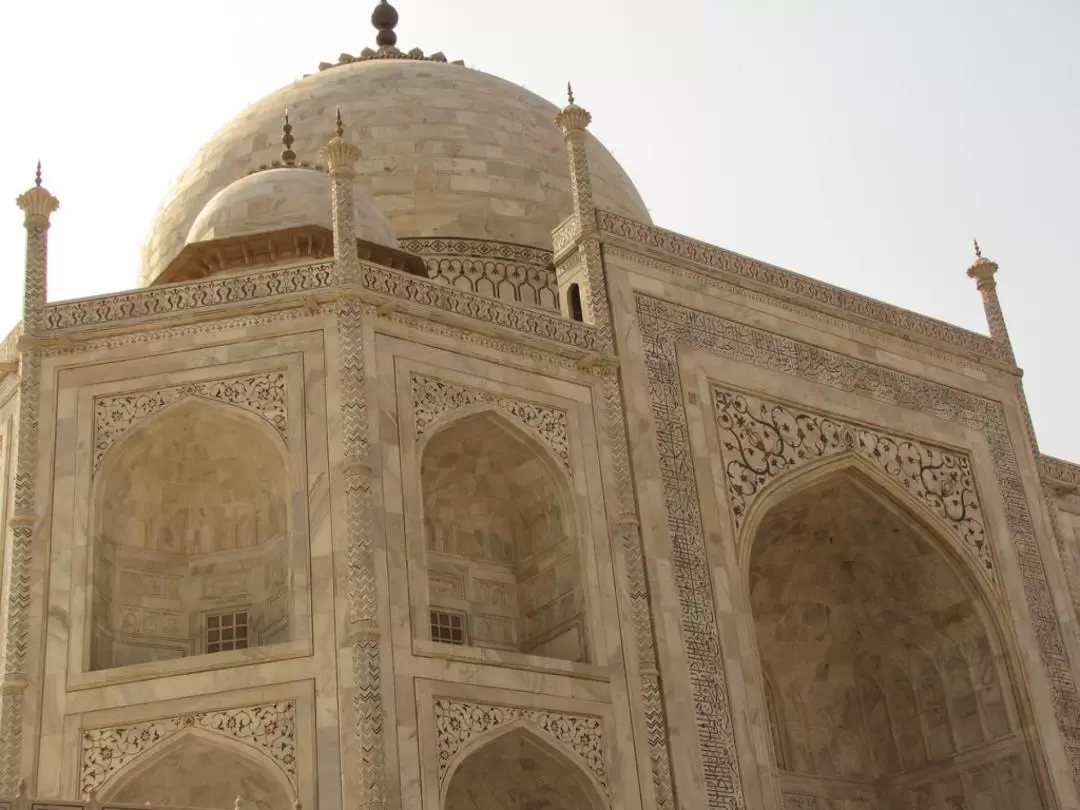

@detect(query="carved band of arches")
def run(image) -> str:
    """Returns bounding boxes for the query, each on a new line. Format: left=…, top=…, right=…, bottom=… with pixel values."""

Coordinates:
left=410, top=374, right=571, bottom=474
left=714, top=389, right=995, bottom=583
left=79, top=701, right=297, bottom=797
left=93, top=372, right=288, bottom=471
left=433, top=699, right=607, bottom=793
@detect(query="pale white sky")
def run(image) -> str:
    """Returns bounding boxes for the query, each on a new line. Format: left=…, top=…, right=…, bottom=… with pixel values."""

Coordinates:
left=1, top=1, right=1077, bottom=461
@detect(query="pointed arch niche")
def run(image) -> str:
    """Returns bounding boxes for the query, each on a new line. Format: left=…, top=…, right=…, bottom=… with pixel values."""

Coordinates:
left=443, top=724, right=607, bottom=810
left=99, top=729, right=293, bottom=810
left=746, top=459, right=1043, bottom=807
left=418, top=408, right=588, bottom=662
left=89, top=398, right=301, bottom=671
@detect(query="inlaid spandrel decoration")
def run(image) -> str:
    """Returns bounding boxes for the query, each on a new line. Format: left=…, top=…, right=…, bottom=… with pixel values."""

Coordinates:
left=80, top=701, right=297, bottom=797
left=93, top=371, right=287, bottom=471
left=411, top=373, right=570, bottom=474
left=433, top=698, right=606, bottom=793
left=712, top=389, right=993, bottom=578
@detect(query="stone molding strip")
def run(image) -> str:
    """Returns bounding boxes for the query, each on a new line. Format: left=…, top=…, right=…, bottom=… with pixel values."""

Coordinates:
left=599, top=210, right=1009, bottom=365
left=1042, top=455, right=1080, bottom=491
left=40, top=261, right=599, bottom=354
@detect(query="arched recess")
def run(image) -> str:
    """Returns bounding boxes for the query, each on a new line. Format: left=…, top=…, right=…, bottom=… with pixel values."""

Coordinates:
left=98, top=727, right=294, bottom=810
left=418, top=407, right=587, bottom=662
left=442, top=722, right=607, bottom=810
left=742, top=454, right=1044, bottom=807
left=89, top=398, right=297, bottom=671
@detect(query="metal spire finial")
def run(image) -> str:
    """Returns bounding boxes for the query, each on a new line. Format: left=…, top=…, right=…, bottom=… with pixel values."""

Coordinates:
left=281, top=109, right=297, bottom=166
left=974, top=238, right=982, bottom=259
left=335, top=107, right=345, bottom=138
left=371, top=0, right=399, bottom=48
left=567, top=82, right=575, bottom=106
left=35, top=161, right=42, bottom=187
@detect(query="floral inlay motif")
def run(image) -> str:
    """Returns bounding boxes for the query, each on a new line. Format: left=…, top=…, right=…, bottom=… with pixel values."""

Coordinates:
left=93, top=372, right=287, bottom=469
left=80, top=701, right=296, bottom=796
left=411, top=374, right=571, bottom=473
left=433, top=699, right=606, bottom=792
left=713, top=390, right=993, bottom=575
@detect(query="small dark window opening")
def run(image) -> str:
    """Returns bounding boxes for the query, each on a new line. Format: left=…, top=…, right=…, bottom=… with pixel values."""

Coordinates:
left=206, top=610, right=249, bottom=653
left=567, top=284, right=584, bottom=322
left=430, top=610, right=466, bottom=645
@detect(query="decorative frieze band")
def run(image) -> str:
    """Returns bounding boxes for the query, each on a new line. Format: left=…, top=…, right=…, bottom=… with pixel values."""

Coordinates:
left=713, top=389, right=993, bottom=578
left=411, top=374, right=571, bottom=473
left=636, top=292, right=1080, bottom=803
left=600, top=210, right=1008, bottom=364
left=93, top=372, right=287, bottom=470
left=433, top=699, right=606, bottom=792
left=1042, top=455, right=1080, bottom=491
left=80, top=701, right=297, bottom=797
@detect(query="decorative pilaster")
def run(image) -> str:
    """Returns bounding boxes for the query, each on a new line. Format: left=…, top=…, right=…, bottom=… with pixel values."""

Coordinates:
left=0, top=166, right=59, bottom=792
left=553, top=87, right=612, bottom=350
left=966, top=239, right=1014, bottom=362
left=321, top=113, right=384, bottom=810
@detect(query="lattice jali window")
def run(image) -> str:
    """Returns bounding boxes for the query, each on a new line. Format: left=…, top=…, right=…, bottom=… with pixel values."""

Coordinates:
left=206, top=610, right=249, bottom=653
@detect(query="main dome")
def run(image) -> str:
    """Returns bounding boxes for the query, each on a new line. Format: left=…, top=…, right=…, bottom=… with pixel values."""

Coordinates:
left=140, top=58, right=651, bottom=286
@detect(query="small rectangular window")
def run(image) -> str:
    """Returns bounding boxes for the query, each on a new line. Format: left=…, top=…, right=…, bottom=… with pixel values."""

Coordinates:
left=430, top=610, right=466, bottom=645
left=206, top=610, right=249, bottom=653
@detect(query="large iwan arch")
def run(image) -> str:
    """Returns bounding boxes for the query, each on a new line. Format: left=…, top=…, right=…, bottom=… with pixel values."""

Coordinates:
left=744, top=457, right=1044, bottom=807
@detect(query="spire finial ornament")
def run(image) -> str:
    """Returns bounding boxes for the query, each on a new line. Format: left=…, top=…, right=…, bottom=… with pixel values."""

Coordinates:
left=335, top=106, right=345, bottom=139
left=974, top=237, right=982, bottom=259
left=371, top=0, right=399, bottom=49
left=35, top=161, right=42, bottom=187
left=555, top=83, right=592, bottom=135
left=281, top=109, right=297, bottom=167
left=965, top=238, right=1012, bottom=354
left=17, top=162, right=60, bottom=227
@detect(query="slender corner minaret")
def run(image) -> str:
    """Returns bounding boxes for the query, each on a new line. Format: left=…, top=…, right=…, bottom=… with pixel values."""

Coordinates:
left=966, top=239, right=1015, bottom=364
left=320, top=108, right=363, bottom=285
left=554, top=83, right=596, bottom=227
left=552, top=84, right=612, bottom=347
left=15, top=163, right=59, bottom=334
left=0, top=165, right=59, bottom=793
left=322, top=107, right=386, bottom=810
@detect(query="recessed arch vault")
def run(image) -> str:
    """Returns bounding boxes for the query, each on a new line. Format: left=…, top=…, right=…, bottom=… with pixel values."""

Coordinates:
left=744, top=456, right=1043, bottom=807
left=441, top=723, right=607, bottom=810
left=89, top=397, right=297, bottom=670
left=419, top=407, right=587, bottom=662
left=98, top=727, right=294, bottom=810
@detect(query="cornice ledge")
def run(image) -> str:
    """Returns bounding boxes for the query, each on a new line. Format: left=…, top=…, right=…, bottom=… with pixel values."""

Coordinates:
left=597, top=210, right=1014, bottom=370
left=1041, top=454, right=1080, bottom=493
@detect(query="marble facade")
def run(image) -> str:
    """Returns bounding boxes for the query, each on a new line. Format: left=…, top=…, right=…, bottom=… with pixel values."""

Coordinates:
left=2, top=8, right=1080, bottom=810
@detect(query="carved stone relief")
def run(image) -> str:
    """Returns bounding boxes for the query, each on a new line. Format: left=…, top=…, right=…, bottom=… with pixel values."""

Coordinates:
left=411, top=374, right=571, bottom=474
left=635, top=292, right=1080, bottom=804
left=433, top=699, right=606, bottom=793
left=713, top=389, right=993, bottom=578
left=80, top=701, right=297, bottom=797
left=93, top=372, right=287, bottom=470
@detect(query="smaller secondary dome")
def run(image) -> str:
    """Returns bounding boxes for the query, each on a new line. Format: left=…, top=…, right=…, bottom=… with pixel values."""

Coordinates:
left=186, top=167, right=398, bottom=249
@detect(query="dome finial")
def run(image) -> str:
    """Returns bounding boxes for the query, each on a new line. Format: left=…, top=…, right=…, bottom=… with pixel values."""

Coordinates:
left=371, top=0, right=399, bottom=49
left=35, top=161, right=42, bottom=187
left=281, top=109, right=297, bottom=167
left=335, top=107, right=345, bottom=138
left=567, top=82, right=575, bottom=106
left=973, top=237, right=982, bottom=259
